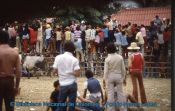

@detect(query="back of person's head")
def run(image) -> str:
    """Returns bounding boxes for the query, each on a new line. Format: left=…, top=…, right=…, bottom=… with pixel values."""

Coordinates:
left=53, top=80, right=60, bottom=88
left=85, top=70, right=94, bottom=79
left=121, top=31, right=125, bottom=35
left=88, top=25, right=92, bottom=29
left=115, top=28, right=120, bottom=33
left=141, top=24, right=144, bottom=27
left=76, top=26, right=80, bottom=31
left=103, top=25, right=107, bottom=29
left=158, top=30, right=162, bottom=34
left=106, top=43, right=116, bottom=54
left=136, top=28, right=140, bottom=32
left=128, top=22, right=131, bottom=26
left=0, top=31, right=9, bottom=44
left=64, top=41, right=75, bottom=53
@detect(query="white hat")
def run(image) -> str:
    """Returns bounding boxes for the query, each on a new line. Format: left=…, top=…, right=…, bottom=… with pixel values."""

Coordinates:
left=81, top=20, right=85, bottom=24
left=127, top=42, right=140, bottom=50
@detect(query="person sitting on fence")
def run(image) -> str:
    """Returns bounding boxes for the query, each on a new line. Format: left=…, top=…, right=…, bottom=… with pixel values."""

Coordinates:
left=83, top=70, right=104, bottom=104
left=46, top=80, right=60, bottom=111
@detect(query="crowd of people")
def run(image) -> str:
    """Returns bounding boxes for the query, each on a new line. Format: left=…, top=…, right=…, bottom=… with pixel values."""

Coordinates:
left=0, top=15, right=171, bottom=78
left=0, top=15, right=171, bottom=59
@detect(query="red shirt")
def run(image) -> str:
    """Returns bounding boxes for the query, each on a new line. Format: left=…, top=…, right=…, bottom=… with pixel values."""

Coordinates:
left=29, top=27, right=37, bottom=44
left=130, top=52, right=143, bottom=72
left=163, top=31, right=171, bottom=42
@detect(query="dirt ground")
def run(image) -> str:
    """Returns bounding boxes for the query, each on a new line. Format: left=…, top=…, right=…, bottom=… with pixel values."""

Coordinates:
left=7, top=75, right=170, bottom=111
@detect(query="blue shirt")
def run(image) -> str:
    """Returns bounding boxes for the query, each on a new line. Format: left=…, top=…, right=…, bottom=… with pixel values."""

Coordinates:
left=114, top=32, right=122, bottom=45
left=102, top=28, right=109, bottom=38
left=74, top=38, right=82, bottom=49
left=121, top=35, right=128, bottom=46
left=45, top=28, right=52, bottom=39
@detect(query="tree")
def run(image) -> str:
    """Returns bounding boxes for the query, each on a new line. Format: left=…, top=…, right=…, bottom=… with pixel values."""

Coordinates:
left=51, top=0, right=121, bottom=26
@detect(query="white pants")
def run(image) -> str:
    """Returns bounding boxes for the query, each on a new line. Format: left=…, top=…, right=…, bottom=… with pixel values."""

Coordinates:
left=16, top=36, right=22, bottom=52
left=76, top=48, right=84, bottom=62
left=36, top=40, right=43, bottom=54
left=106, top=73, right=127, bottom=111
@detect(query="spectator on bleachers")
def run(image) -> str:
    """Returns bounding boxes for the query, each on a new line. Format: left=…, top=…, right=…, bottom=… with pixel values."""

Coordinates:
left=8, top=23, right=17, bottom=47
left=149, top=21, right=158, bottom=46
left=45, top=24, right=52, bottom=51
left=157, top=30, right=164, bottom=51
left=126, top=22, right=133, bottom=45
left=114, top=28, right=122, bottom=55
left=140, top=24, right=147, bottom=49
left=163, top=27, right=171, bottom=56
left=135, top=28, right=145, bottom=54
left=36, top=22, right=43, bottom=54
left=153, top=15, right=162, bottom=28
left=121, top=31, right=128, bottom=59
left=102, top=25, right=109, bottom=49
left=28, top=25, right=37, bottom=53
left=152, top=36, right=160, bottom=77
left=21, top=23, right=29, bottom=53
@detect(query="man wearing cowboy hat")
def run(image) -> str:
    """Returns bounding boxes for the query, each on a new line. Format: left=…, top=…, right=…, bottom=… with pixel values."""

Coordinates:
left=127, top=42, right=147, bottom=104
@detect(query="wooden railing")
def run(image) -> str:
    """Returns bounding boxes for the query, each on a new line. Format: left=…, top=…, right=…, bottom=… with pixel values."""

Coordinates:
left=43, top=55, right=171, bottom=78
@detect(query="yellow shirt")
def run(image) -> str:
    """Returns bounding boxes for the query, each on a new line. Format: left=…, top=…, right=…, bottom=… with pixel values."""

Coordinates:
left=65, top=31, right=71, bottom=41
left=56, top=31, right=62, bottom=41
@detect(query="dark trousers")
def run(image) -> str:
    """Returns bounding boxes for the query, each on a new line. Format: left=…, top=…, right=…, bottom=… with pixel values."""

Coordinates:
left=56, top=82, right=77, bottom=111
left=127, top=37, right=133, bottom=45
left=56, top=40, right=61, bottom=52
left=104, top=38, right=109, bottom=48
left=108, top=30, right=114, bottom=42
left=130, top=72, right=147, bottom=103
left=0, top=77, right=15, bottom=111
left=9, top=37, right=16, bottom=48
left=122, top=46, right=128, bottom=59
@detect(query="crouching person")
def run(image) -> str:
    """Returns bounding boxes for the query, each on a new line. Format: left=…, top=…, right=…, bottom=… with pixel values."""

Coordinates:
left=83, top=70, right=104, bottom=104
left=46, top=80, right=60, bottom=111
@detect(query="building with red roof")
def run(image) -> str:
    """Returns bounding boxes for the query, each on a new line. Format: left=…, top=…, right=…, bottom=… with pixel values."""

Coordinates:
left=112, top=7, right=171, bottom=26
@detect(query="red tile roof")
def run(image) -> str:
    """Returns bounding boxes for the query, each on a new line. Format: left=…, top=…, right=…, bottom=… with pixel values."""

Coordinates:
left=112, top=7, right=171, bottom=26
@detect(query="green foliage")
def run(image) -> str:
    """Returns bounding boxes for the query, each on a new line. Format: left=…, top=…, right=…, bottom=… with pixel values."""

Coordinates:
left=52, top=1, right=121, bottom=26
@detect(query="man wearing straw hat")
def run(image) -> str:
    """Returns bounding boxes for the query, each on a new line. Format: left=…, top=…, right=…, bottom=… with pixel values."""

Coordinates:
left=127, top=42, right=147, bottom=104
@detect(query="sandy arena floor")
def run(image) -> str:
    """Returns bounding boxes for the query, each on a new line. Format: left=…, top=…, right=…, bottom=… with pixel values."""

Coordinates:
left=6, top=76, right=171, bottom=111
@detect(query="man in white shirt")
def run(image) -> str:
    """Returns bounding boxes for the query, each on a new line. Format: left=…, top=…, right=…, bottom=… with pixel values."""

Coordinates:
left=136, top=28, right=145, bottom=54
left=53, top=41, right=80, bottom=111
